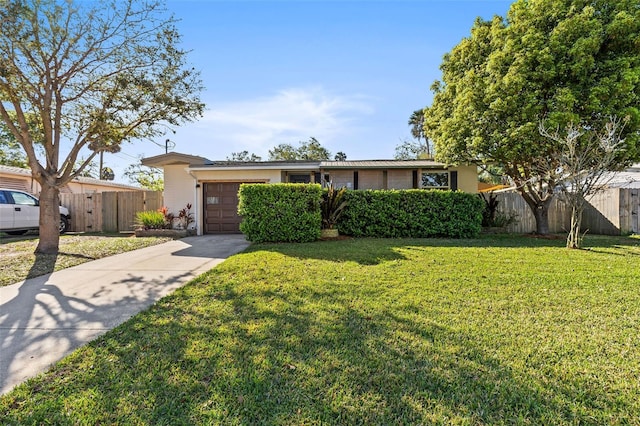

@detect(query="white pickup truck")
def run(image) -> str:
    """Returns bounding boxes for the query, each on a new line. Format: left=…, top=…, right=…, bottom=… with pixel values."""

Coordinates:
left=0, top=188, right=71, bottom=235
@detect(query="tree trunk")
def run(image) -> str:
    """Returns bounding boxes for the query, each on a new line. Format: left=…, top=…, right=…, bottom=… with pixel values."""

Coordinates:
left=520, top=191, right=553, bottom=235
left=532, top=204, right=550, bottom=235
left=35, top=184, right=61, bottom=254
left=566, top=203, right=585, bottom=249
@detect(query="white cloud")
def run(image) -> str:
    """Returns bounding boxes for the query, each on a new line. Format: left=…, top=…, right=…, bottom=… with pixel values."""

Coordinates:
left=193, top=87, right=374, bottom=157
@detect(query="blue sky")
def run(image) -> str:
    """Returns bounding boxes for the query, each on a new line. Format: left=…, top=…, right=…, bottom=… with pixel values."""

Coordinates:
left=109, top=0, right=513, bottom=183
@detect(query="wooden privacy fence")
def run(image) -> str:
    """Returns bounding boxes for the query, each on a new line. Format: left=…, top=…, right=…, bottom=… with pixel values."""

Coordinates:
left=493, top=188, right=639, bottom=235
left=60, top=191, right=163, bottom=233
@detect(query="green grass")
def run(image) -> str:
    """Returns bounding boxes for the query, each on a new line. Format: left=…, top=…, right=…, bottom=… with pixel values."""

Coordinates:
left=2, top=234, right=640, bottom=424
left=0, top=234, right=173, bottom=287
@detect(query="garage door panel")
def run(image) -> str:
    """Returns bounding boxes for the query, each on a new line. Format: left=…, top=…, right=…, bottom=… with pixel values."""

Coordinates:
left=221, top=210, right=237, bottom=219
left=204, top=182, right=243, bottom=234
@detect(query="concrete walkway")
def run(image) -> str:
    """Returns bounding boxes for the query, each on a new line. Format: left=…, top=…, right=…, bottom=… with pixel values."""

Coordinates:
left=0, top=234, right=250, bottom=395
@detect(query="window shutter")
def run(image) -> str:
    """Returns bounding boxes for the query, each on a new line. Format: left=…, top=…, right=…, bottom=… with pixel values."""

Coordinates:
left=450, top=171, right=458, bottom=191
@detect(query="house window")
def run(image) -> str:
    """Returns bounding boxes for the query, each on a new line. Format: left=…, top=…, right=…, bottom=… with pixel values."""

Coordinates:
left=421, top=172, right=449, bottom=189
left=288, top=174, right=311, bottom=183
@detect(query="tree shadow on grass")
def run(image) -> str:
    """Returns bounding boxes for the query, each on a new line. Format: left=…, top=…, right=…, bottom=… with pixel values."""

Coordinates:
left=5, top=276, right=631, bottom=424
left=25, top=251, right=58, bottom=279
left=24, top=252, right=97, bottom=280
left=249, top=238, right=408, bottom=265
left=255, top=234, right=640, bottom=266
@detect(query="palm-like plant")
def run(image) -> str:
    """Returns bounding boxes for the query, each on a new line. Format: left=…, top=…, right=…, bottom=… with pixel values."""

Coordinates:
left=321, top=183, right=348, bottom=230
left=408, top=109, right=431, bottom=158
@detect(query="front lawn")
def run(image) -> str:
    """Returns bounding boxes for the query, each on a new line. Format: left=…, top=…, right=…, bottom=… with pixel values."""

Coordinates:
left=2, top=235, right=639, bottom=424
left=0, top=234, right=173, bottom=287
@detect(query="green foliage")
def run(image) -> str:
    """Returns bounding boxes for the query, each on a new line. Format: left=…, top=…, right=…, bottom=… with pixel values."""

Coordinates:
left=320, top=184, right=348, bottom=229
left=0, top=0, right=203, bottom=253
left=334, top=151, right=347, bottom=161
left=0, top=111, right=42, bottom=167
left=394, top=139, right=433, bottom=160
left=238, top=184, right=322, bottom=243
left=338, top=190, right=484, bottom=238
left=226, top=150, right=262, bottom=162
left=479, top=192, right=517, bottom=228
left=268, top=137, right=332, bottom=161
left=0, top=234, right=173, bottom=287
left=135, top=210, right=170, bottom=230
left=124, top=162, right=164, bottom=191
left=424, top=0, right=640, bottom=233
left=3, top=235, right=640, bottom=423
left=402, top=108, right=433, bottom=159
left=267, top=143, right=298, bottom=161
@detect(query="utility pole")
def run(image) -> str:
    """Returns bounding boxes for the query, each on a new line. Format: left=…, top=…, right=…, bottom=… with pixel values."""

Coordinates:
left=99, top=151, right=104, bottom=180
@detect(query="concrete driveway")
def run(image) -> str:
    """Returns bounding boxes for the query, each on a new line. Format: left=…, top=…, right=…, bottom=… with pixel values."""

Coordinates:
left=0, top=234, right=250, bottom=395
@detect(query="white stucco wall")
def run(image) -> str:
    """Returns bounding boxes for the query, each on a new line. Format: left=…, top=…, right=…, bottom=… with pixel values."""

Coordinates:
left=163, top=165, right=198, bottom=230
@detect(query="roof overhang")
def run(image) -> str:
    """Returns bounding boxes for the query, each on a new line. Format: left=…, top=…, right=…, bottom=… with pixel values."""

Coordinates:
left=188, top=162, right=320, bottom=172
left=319, top=160, right=448, bottom=169
left=142, top=152, right=209, bottom=167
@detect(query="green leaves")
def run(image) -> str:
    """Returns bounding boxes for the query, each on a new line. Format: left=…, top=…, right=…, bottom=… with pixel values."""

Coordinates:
left=268, top=137, right=332, bottom=161
left=424, top=0, right=640, bottom=232
left=238, top=184, right=322, bottom=243
left=338, top=190, right=484, bottom=239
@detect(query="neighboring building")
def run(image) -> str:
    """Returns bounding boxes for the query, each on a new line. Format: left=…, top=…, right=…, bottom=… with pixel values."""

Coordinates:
left=142, top=152, right=479, bottom=235
left=0, top=165, right=142, bottom=195
left=601, top=163, right=640, bottom=189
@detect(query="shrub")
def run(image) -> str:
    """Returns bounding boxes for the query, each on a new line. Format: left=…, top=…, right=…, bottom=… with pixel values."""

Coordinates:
left=321, top=183, right=348, bottom=230
left=135, top=210, right=170, bottom=230
left=338, top=189, right=484, bottom=238
left=175, top=203, right=194, bottom=230
left=238, top=183, right=322, bottom=243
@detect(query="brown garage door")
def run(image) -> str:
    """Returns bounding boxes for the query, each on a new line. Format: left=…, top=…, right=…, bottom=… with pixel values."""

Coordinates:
left=204, top=182, right=243, bottom=234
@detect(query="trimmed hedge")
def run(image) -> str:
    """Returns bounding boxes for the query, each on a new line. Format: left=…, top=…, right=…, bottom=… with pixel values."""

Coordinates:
left=338, top=190, right=484, bottom=238
left=238, top=184, right=322, bottom=243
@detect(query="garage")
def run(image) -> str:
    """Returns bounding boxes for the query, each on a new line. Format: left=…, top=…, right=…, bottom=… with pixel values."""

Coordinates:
left=203, top=182, right=246, bottom=234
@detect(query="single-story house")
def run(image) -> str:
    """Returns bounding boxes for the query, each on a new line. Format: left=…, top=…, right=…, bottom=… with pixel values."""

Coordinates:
left=142, top=152, right=479, bottom=235
left=601, top=163, right=640, bottom=189
left=0, top=164, right=142, bottom=195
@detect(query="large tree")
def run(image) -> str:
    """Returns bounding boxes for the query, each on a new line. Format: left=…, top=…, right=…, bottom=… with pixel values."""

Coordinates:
left=424, top=0, right=640, bottom=234
left=268, top=137, right=332, bottom=161
left=0, top=0, right=204, bottom=253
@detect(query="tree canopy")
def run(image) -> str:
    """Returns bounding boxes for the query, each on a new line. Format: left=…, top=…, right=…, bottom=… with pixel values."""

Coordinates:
left=0, top=111, right=43, bottom=167
left=424, top=0, right=640, bottom=233
left=227, top=151, right=262, bottom=162
left=268, top=137, right=332, bottom=161
left=394, top=139, right=432, bottom=160
left=0, top=0, right=204, bottom=252
left=124, top=161, right=164, bottom=191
